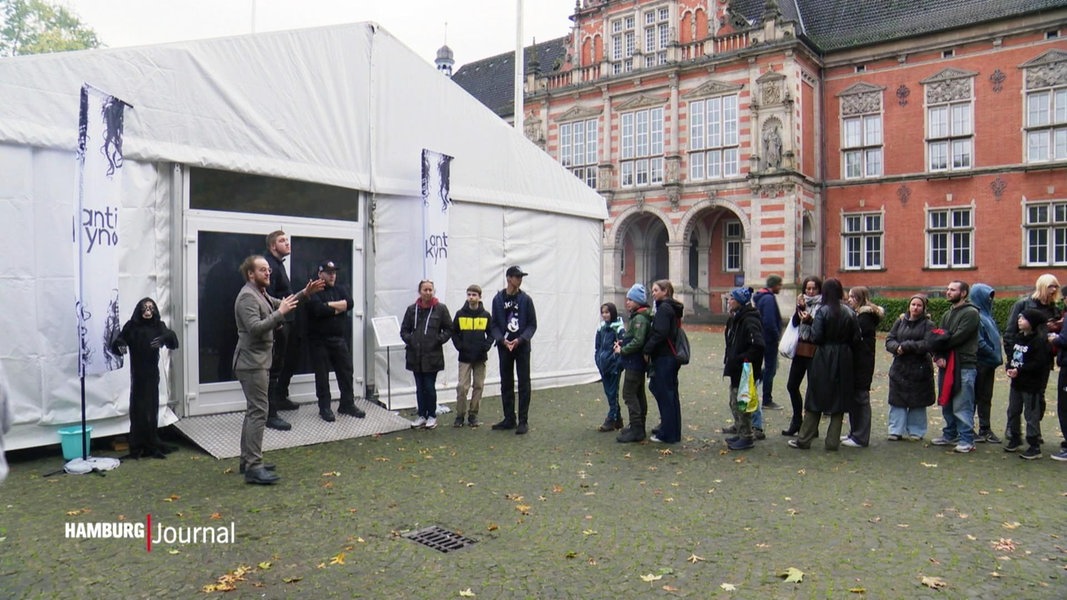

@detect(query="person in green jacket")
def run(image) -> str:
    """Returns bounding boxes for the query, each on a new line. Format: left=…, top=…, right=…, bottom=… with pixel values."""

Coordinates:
left=615, top=284, right=652, bottom=443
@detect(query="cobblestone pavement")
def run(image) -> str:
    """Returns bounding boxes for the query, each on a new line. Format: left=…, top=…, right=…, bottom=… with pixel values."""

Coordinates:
left=2, top=328, right=1065, bottom=599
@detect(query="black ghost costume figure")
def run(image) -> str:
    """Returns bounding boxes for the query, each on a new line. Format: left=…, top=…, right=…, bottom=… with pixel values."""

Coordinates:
left=111, top=297, right=179, bottom=459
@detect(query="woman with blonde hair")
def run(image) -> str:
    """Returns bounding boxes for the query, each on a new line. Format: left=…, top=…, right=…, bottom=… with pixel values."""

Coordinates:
left=843, top=286, right=884, bottom=447
left=1003, top=273, right=1062, bottom=435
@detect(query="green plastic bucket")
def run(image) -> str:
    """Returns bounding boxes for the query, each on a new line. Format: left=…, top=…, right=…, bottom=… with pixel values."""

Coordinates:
left=58, top=426, right=92, bottom=460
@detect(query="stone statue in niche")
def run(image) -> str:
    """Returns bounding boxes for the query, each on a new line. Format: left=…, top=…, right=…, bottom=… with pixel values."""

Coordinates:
left=762, top=125, right=782, bottom=170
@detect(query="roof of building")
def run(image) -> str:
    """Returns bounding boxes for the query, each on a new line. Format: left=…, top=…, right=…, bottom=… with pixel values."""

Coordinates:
left=738, top=0, right=1066, bottom=52
left=451, top=36, right=569, bottom=117
left=452, top=0, right=1063, bottom=116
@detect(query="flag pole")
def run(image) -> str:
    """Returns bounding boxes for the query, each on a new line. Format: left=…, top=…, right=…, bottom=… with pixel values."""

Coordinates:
left=514, top=0, right=524, bottom=132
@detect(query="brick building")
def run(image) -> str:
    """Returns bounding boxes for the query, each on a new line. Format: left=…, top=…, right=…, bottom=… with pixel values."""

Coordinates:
left=452, top=0, right=1067, bottom=315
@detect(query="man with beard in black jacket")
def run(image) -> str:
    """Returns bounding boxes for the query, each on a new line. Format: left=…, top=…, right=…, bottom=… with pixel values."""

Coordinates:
left=306, top=260, right=365, bottom=422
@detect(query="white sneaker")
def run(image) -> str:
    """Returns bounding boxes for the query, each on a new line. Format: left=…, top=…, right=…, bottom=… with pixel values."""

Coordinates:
left=841, top=438, right=863, bottom=448
left=410, top=416, right=427, bottom=428
left=953, top=443, right=975, bottom=453
left=425, top=416, right=438, bottom=429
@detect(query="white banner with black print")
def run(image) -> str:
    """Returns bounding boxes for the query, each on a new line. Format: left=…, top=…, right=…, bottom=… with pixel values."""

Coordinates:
left=74, top=84, right=128, bottom=376
left=421, top=148, right=453, bottom=300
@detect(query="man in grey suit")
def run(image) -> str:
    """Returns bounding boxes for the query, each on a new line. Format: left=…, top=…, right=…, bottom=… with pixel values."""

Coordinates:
left=234, top=255, right=323, bottom=484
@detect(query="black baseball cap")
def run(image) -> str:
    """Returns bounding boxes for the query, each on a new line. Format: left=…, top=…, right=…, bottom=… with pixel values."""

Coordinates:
left=318, top=260, right=340, bottom=272
left=506, top=266, right=528, bottom=278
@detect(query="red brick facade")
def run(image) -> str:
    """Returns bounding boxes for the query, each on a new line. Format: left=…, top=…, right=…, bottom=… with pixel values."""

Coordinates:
left=520, top=1, right=1067, bottom=313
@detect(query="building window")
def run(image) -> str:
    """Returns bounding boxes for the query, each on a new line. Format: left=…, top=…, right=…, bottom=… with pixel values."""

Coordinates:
left=924, top=76, right=973, bottom=172
left=611, top=15, right=636, bottom=74
left=1024, top=87, right=1067, bottom=163
left=620, top=107, right=664, bottom=188
left=840, top=88, right=883, bottom=179
left=927, top=207, right=973, bottom=268
left=688, top=95, right=739, bottom=181
left=724, top=220, right=742, bottom=272
left=642, top=6, right=670, bottom=67
left=559, top=118, right=599, bottom=188
left=842, top=212, right=883, bottom=270
left=1024, top=201, right=1067, bottom=266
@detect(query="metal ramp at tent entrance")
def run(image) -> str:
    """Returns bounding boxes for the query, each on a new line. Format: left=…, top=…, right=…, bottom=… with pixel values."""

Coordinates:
left=173, top=400, right=412, bottom=459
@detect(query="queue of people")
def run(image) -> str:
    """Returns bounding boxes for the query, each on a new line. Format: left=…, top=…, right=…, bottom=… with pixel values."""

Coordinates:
left=64, top=250, right=1067, bottom=488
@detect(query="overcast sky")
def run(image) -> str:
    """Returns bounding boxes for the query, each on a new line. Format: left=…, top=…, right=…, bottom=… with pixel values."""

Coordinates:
left=59, top=0, right=577, bottom=67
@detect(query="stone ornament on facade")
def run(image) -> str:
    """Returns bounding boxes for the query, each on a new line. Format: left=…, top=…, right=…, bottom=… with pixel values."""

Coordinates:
left=668, top=188, right=680, bottom=212
left=921, top=68, right=977, bottom=103
left=756, top=70, right=787, bottom=106
left=681, top=79, right=745, bottom=100
left=839, top=82, right=884, bottom=116
left=635, top=192, right=645, bottom=211
left=1021, top=49, right=1067, bottom=89
left=991, top=176, right=1007, bottom=200
left=524, top=116, right=545, bottom=147
left=989, top=69, right=1006, bottom=93
left=896, top=84, right=910, bottom=106
left=897, top=183, right=911, bottom=205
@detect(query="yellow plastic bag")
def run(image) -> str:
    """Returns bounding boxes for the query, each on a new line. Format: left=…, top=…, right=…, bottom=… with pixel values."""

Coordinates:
left=736, top=361, right=759, bottom=413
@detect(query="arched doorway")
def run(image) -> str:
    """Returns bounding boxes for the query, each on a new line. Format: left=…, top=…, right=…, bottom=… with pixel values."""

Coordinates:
left=617, top=212, right=669, bottom=289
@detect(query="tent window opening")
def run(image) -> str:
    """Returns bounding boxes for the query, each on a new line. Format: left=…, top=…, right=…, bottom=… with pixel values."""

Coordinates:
left=190, top=168, right=360, bottom=221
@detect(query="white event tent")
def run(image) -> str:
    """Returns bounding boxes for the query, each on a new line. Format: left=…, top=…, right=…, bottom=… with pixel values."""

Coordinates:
left=0, top=23, right=607, bottom=450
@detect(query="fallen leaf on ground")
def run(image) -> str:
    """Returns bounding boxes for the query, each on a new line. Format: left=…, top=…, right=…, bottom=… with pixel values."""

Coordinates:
left=920, top=462, right=938, bottom=468
left=459, top=588, right=475, bottom=597
left=992, top=538, right=1016, bottom=552
left=1002, top=521, right=1021, bottom=529
left=662, top=584, right=679, bottom=592
left=921, top=575, right=947, bottom=589
left=322, top=471, right=340, bottom=477
left=687, top=554, right=705, bottom=563
left=849, top=587, right=866, bottom=593
left=164, top=494, right=180, bottom=502
left=640, top=573, right=663, bottom=583
left=780, top=567, right=804, bottom=583
left=257, top=561, right=271, bottom=570
left=720, top=583, right=737, bottom=591
left=282, top=577, right=302, bottom=583
left=329, top=552, right=345, bottom=565
left=210, top=512, right=222, bottom=520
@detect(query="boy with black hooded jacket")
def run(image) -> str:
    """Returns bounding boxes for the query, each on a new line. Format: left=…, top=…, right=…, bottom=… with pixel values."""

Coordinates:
left=452, top=285, right=494, bottom=427
left=1004, top=308, right=1053, bottom=459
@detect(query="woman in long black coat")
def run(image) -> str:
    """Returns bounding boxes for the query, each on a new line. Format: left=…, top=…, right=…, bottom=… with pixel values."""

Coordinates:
left=789, top=278, right=859, bottom=451
left=111, top=297, right=179, bottom=459
left=884, top=294, right=936, bottom=440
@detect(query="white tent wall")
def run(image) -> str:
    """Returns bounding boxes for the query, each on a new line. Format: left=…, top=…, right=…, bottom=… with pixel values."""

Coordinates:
left=371, top=196, right=602, bottom=409
left=0, top=22, right=607, bottom=448
left=0, top=145, right=177, bottom=450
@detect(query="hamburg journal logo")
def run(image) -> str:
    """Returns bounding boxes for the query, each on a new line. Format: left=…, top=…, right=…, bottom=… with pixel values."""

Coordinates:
left=65, top=515, right=236, bottom=551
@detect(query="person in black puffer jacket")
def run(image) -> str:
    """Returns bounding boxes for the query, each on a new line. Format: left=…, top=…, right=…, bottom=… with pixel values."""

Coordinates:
left=401, top=280, right=453, bottom=429
left=885, top=294, right=936, bottom=440
left=722, top=287, right=764, bottom=451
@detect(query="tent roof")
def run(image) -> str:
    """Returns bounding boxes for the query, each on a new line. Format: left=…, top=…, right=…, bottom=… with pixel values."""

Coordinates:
left=0, top=22, right=606, bottom=220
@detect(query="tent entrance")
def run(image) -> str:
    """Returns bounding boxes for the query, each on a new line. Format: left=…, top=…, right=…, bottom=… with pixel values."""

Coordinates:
left=181, top=207, right=364, bottom=417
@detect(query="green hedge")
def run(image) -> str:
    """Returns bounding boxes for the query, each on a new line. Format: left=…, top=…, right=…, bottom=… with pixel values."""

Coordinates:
left=872, top=297, right=1021, bottom=332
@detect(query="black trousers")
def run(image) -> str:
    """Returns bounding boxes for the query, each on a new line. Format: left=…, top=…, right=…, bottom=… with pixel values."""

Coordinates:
left=309, top=336, right=355, bottom=408
left=498, top=345, right=531, bottom=424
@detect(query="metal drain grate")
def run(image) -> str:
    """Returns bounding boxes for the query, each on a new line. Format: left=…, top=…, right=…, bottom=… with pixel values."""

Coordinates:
left=403, top=526, right=477, bottom=553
